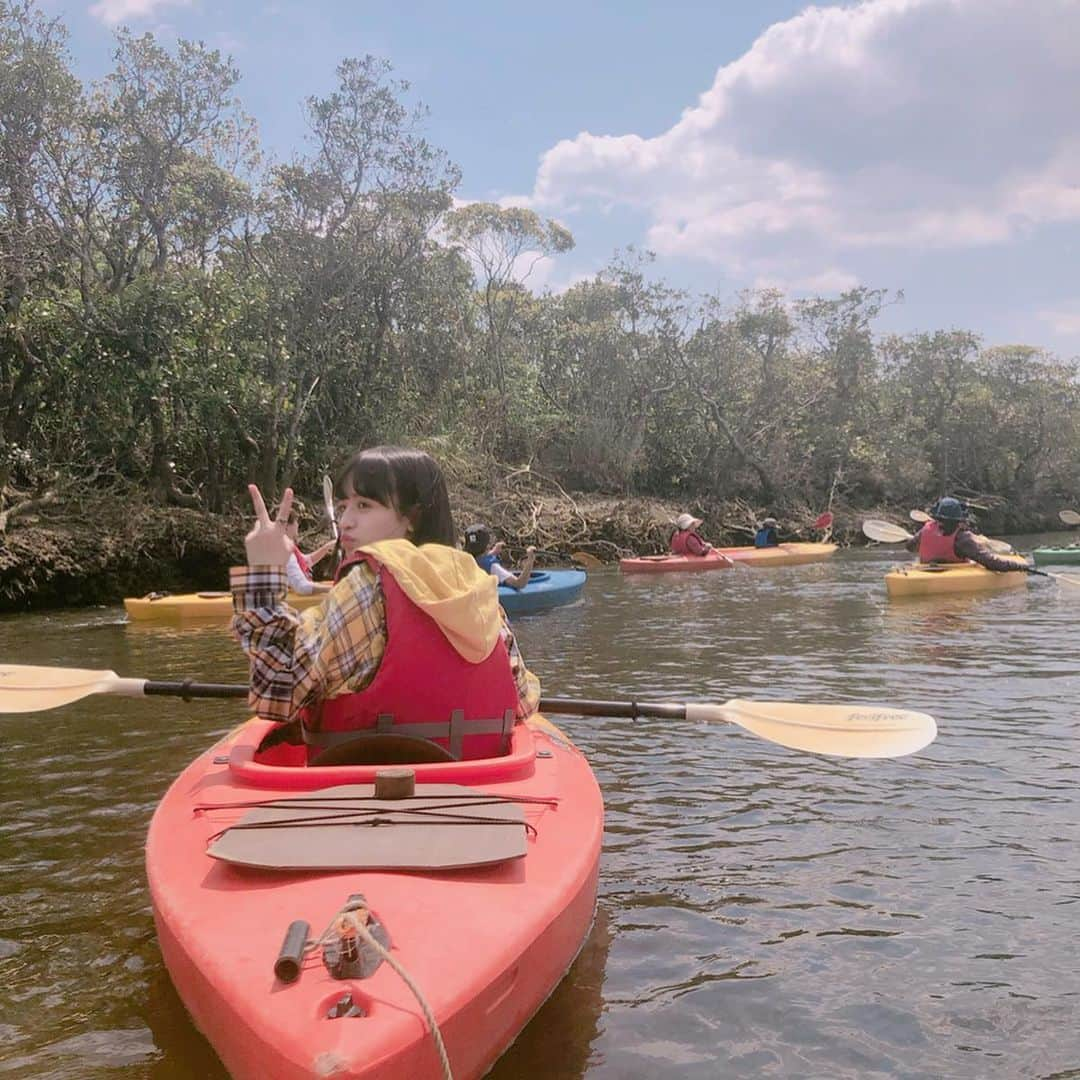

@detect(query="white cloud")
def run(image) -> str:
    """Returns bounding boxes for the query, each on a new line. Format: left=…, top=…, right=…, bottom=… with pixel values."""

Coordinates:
left=523, top=0, right=1080, bottom=288
left=88, top=0, right=191, bottom=25
left=1038, top=305, right=1080, bottom=339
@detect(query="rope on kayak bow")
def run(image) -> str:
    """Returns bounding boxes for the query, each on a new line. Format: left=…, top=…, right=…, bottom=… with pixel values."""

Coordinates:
left=311, top=904, right=454, bottom=1080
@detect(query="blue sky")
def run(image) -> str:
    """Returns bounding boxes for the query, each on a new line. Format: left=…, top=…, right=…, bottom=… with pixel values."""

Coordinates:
left=42, top=0, right=1080, bottom=356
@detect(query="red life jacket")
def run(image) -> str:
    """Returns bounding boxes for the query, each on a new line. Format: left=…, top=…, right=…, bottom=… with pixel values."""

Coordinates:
left=291, top=542, right=313, bottom=580
left=671, top=529, right=707, bottom=556
left=918, top=521, right=966, bottom=563
left=300, top=551, right=519, bottom=760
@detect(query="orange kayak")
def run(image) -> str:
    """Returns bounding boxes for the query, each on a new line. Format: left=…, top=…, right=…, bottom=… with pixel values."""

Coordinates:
left=619, top=550, right=734, bottom=574
left=146, top=714, right=603, bottom=1080
left=620, top=542, right=837, bottom=573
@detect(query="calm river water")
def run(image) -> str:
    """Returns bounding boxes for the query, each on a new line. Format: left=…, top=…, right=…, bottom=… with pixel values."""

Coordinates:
left=2, top=537, right=1079, bottom=1078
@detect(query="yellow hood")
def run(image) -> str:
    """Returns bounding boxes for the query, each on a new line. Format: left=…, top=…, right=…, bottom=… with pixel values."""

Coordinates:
left=358, top=539, right=502, bottom=663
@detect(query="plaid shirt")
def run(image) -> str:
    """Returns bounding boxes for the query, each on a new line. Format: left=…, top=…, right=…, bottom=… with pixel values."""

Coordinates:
left=230, top=563, right=541, bottom=723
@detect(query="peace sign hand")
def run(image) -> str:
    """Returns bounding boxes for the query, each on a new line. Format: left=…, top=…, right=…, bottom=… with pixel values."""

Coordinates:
left=244, top=484, right=294, bottom=567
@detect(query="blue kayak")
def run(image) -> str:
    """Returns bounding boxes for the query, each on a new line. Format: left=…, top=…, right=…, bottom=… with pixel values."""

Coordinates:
left=498, top=569, right=587, bottom=614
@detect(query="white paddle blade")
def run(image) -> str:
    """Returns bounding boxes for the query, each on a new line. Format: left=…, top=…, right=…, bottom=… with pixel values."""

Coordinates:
left=0, top=665, right=146, bottom=713
left=862, top=519, right=913, bottom=544
left=979, top=537, right=1013, bottom=554
left=1059, top=510, right=1080, bottom=526
left=1045, top=570, right=1080, bottom=590
left=687, top=700, right=937, bottom=759
left=909, top=509, right=931, bottom=523
left=322, top=474, right=339, bottom=540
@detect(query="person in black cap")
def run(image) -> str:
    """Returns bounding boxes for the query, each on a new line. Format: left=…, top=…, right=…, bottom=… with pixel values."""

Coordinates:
left=463, top=523, right=536, bottom=590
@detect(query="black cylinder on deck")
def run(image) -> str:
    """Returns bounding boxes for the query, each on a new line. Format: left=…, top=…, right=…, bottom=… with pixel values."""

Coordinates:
left=274, top=920, right=310, bottom=984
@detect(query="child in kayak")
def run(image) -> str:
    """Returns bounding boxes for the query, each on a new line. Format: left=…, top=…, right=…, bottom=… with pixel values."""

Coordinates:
left=754, top=517, right=780, bottom=548
left=905, top=496, right=1027, bottom=573
left=463, top=523, right=537, bottom=590
left=231, top=446, right=539, bottom=761
left=284, top=512, right=335, bottom=596
left=671, top=513, right=713, bottom=556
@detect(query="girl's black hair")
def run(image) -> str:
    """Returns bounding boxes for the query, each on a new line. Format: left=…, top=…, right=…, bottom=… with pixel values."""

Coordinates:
left=336, top=446, right=456, bottom=546
left=462, top=523, right=491, bottom=557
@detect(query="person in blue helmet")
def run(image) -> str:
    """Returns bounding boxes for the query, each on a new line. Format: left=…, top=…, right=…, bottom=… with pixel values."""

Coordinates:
left=905, top=497, right=1026, bottom=572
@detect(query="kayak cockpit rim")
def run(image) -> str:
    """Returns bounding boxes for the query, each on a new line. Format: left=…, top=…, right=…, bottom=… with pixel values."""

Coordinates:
left=226, top=717, right=540, bottom=790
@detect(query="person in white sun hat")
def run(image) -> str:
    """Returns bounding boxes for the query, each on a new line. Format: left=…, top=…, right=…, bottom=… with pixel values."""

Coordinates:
left=670, top=512, right=713, bottom=557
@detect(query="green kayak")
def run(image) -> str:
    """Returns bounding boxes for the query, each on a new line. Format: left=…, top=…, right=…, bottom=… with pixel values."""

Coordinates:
left=1032, top=546, right=1080, bottom=566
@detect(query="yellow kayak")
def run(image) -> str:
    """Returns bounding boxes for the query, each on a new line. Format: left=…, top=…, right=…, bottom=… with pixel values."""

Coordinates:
left=721, top=541, right=838, bottom=567
left=885, top=559, right=1029, bottom=598
left=124, top=588, right=330, bottom=622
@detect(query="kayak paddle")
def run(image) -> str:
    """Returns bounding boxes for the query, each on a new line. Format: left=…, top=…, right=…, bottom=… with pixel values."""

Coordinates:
left=1059, top=509, right=1080, bottom=526
left=0, top=664, right=936, bottom=759
left=863, top=519, right=916, bottom=544
left=506, top=545, right=603, bottom=570
left=322, top=474, right=342, bottom=570
left=570, top=551, right=604, bottom=569
left=869, top=518, right=1013, bottom=555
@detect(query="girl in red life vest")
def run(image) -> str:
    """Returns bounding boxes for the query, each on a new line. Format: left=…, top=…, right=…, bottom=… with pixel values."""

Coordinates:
left=670, top=512, right=713, bottom=556
left=283, top=512, right=335, bottom=596
left=230, top=446, right=539, bottom=761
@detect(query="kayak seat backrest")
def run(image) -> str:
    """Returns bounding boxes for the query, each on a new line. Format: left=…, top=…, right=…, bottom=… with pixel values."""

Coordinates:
left=239, top=718, right=538, bottom=788
left=310, top=733, right=457, bottom=767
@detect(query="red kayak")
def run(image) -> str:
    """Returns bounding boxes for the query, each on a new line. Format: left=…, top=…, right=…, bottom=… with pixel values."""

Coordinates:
left=146, top=714, right=603, bottom=1079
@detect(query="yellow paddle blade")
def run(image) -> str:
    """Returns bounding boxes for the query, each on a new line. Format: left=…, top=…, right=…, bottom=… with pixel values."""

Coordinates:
left=862, top=519, right=913, bottom=544
left=1059, top=509, right=1080, bottom=526
left=0, top=664, right=145, bottom=713
left=909, top=509, right=932, bottom=523
left=571, top=551, right=603, bottom=569
left=686, top=700, right=937, bottom=759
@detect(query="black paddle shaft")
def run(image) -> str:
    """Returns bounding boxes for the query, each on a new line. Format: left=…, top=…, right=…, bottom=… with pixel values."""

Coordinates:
left=539, top=698, right=687, bottom=720
left=144, top=680, right=248, bottom=700
left=139, top=681, right=686, bottom=719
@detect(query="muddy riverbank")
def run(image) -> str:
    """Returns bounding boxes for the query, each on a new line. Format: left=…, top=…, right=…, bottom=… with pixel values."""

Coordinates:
left=0, top=477, right=1065, bottom=611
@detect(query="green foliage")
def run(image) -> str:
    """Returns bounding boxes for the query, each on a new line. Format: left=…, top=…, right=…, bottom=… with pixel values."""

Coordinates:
left=1, top=1, right=1078, bottom=520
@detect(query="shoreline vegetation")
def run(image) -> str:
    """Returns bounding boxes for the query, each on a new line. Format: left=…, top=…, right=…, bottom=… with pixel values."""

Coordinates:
left=0, top=468, right=1067, bottom=612
left=2, top=5, right=1078, bottom=611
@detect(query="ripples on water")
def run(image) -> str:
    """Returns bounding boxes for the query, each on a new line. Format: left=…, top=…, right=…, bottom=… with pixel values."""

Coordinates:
left=2, top=540, right=1079, bottom=1078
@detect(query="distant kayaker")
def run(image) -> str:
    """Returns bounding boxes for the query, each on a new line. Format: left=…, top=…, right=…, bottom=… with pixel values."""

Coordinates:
left=754, top=517, right=780, bottom=548
left=284, top=513, right=335, bottom=596
left=463, top=523, right=537, bottom=590
left=906, top=497, right=1027, bottom=573
left=671, top=513, right=713, bottom=556
left=231, top=446, right=539, bottom=761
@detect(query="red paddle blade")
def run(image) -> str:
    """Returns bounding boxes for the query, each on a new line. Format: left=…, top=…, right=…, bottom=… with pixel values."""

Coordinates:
left=814, top=512, right=834, bottom=529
